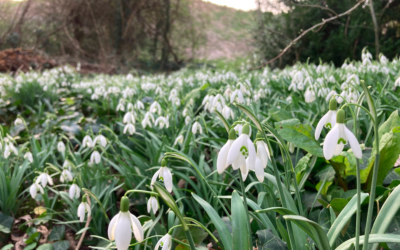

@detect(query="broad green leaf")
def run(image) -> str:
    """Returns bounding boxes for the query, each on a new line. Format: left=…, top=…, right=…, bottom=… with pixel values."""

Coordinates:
left=327, top=193, right=369, bottom=247
left=1, top=244, right=13, bottom=250
left=274, top=119, right=323, bottom=157
left=37, top=244, right=54, bottom=250
left=257, top=229, right=288, bottom=250
left=336, top=234, right=400, bottom=250
left=316, top=180, right=333, bottom=196
left=52, top=240, right=70, bottom=250
left=48, top=225, right=65, bottom=241
left=283, top=215, right=330, bottom=250
left=231, top=191, right=250, bottom=250
left=192, top=194, right=233, bottom=250
left=24, top=243, right=37, bottom=250
left=369, top=184, right=400, bottom=250
left=0, top=213, right=14, bottom=234
left=362, top=111, right=400, bottom=187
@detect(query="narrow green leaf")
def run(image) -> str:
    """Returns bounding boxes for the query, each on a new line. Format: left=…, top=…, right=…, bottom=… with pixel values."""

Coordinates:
left=232, top=191, right=250, bottom=250
left=336, top=234, right=400, bottom=250
left=327, top=193, right=369, bottom=247
left=283, top=215, right=330, bottom=250
left=214, top=110, right=230, bottom=133
left=192, top=194, right=233, bottom=250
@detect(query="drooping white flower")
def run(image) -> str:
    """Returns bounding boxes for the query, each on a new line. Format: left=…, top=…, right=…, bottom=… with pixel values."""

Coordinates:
left=184, top=116, right=191, bottom=125
left=123, top=123, right=136, bottom=135
left=151, top=164, right=173, bottom=193
left=94, top=135, right=107, bottom=148
left=30, top=182, right=44, bottom=199
left=14, top=117, right=23, bottom=126
left=222, top=105, right=234, bottom=120
left=57, top=141, right=66, bottom=152
left=395, top=76, right=400, bottom=87
left=116, top=102, right=125, bottom=112
left=69, top=183, right=80, bottom=199
left=286, top=96, right=292, bottom=104
left=82, top=135, right=93, bottom=148
left=233, top=124, right=251, bottom=137
left=77, top=196, right=91, bottom=222
left=315, top=99, right=337, bottom=140
left=147, top=197, right=159, bottom=214
left=217, top=129, right=236, bottom=174
left=326, top=90, right=338, bottom=102
left=60, top=168, right=73, bottom=183
left=155, top=234, right=172, bottom=250
left=192, top=121, right=203, bottom=135
left=380, top=54, right=388, bottom=64
left=36, top=172, right=53, bottom=188
left=24, top=152, right=33, bottom=163
left=150, top=101, right=162, bottom=115
left=323, top=109, right=362, bottom=160
left=123, top=112, right=135, bottom=124
left=155, top=116, right=169, bottom=129
left=142, top=112, right=155, bottom=128
left=304, top=87, right=316, bottom=103
left=108, top=196, right=144, bottom=250
left=135, top=100, right=145, bottom=110
left=212, top=94, right=225, bottom=112
left=252, top=134, right=271, bottom=182
left=173, top=135, right=184, bottom=146
left=230, top=89, right=245, bottom=104
left=227, top=124, right=256, bottom=180
left=90, top=151, right=101, bottom=165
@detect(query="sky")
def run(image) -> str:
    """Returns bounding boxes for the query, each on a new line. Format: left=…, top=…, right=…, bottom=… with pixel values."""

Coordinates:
left=203, top=0, right=257, bottom=11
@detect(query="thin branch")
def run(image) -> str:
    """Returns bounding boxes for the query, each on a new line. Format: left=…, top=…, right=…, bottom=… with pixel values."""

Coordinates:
left=252, top=0, right=365, bottom=70
left=75, top=191, right=92, bottom=250
left=294, top=3, right=338, bottom=16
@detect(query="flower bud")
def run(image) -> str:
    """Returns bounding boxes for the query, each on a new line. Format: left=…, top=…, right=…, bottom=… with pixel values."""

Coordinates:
left=329, top=98, right=337, bottom=111
left=336, top=109, right=345, bottom=123
left=120, top=196, right=130, bottom=212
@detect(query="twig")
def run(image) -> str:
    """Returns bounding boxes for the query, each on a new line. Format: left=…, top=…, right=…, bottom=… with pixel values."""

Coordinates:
left=75, top=191, right=92, bottom=250
left=84, top=0, right=106, bottom=65
left=252, top=0, right=365, bottom=70
left=294, top=3, right=338, bottom=16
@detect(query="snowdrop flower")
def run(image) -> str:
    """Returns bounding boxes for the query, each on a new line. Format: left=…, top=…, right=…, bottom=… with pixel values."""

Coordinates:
left=82, top=135, right=93, bottom=148
left=69, top=183, right=80, bottom=199
left=184, top=116, right=191, bottom=125
left=90, top=151, right=101, bottom=164
left=155, top=116, right=169, bottom=129
left=304, top=87, right=316, bottom=103
left=24, top=152, right=33, bottom=163
left=227, top=124, right=256, bottom=180
left=155, top=234, right=172, bottom=250
left=380, top=54, right=388, bottom=64
left=192, top=121, right=203, bottom=134
left=346, top=88, right=358, bottom=103
left=150, top=101, right=162, bottom=115
left=116, top=102, right=125, bottom=112
left=234, top=124, right=251, bottom=136
left=326, top=90, right=338, bottom=102
left=224, top=87, right=232, bottom=98
left=147, top=196, right=159, bottom=214
left=323, top=109, right=362, bottom=160
left=14, top=117, right=23, bottom=126
left=288, top=81, right=297, bottom=92
left=108, top=196, right=144, bottom=250
left=253, top=134, right=271, bottom=182
left=135, top=100, right=144, bottom=110
left=77, top=196, right=91, bottom=222
left=222, top=105, right=234, bottom=119
left=395, top=76, right=400, bottom=87
left=94, top=135, right=107, bottom=147
left=60, top=167, right=73, bottom=183
left=37, top=172, right=53, bottom=188
left=230, top=89, right=245, bottom=104
left=142, top=112, right=155, bottom=128
left=30, top=181, right=44, bottom=199
left=57, top=141, right=66, bottom=152
left=315, top=99, right=337, bottom=140
left=123, top=123, right=136, bottom=135
left=123, top=112, right=135, bottom=124
left=173, top=135, right=184, bottom=146
left=212, top=94, right=225, bottom=112
left=217, top=129, right=236, bottom=174
left=151, top=159, right=173, bottom=193
left=286, top=96, right=292, bottom=104
left=182, top=108, right=189, bottom=117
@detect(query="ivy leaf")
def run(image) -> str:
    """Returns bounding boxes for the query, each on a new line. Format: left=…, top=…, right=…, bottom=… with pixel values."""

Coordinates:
left=0, top=213, right=14, bottom=234
left=48, top=226, right=65, bottom=241
left=52, top=241, right=69, bottom=250
left=256, top=229, right=288, bottom=250
left=275, top=119, right=323, bottom=157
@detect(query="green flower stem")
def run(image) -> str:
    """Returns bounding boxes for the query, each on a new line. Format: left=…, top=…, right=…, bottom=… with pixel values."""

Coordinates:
left=238, top=173, right=253, bottom=249
left=124, top=190, right=159, bottom=197
left=183, top=217, right=220, bottom=244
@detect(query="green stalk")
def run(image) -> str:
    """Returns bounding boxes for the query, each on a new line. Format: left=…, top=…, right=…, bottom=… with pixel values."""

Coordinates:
left=184, top=230, right=197, bottom=250
left=238, top=173, right=253, bottom=249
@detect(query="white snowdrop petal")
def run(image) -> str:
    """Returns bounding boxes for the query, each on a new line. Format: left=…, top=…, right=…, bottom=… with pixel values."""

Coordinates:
left=344, top=127, right=362, bottom=159
left=163, top=167, right=173, bottom=193
left=130, top=213, right=144, bottom=242
left=227, top=135, right=245, bottom=165
left=151, top=169, right=161, bottom=186
left=323, top=125, right=340, bottom=160
left=315, top=113, right=328, bottom=140
left=30, top=184, right=37, bottom=198
left=108, top=213, right=120, bottom=241
left=255, top=157, right=265, bottom=182
left=217, top=140, right=232, bottom=174
left=114, top=212, right=132, bottom=250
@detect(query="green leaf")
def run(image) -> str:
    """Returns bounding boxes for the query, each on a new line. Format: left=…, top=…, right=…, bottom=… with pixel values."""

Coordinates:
left=283, top=215, right=330, bottom=250
left=52, top=240, right=70, bottom=250
left=200, top=82, right=210, bottom=90
left=336, top=234, right=400, bottom=250
left=362, top=111, right=400, bottom=187
left=274, top=119, right=323, bottom=157
left=327, top=193, right=369, bottom=247
left=37, top=244, right=54, bottom=250
left=360, top=80, right=376, bottom=120
left=1, top=244, right=13, bottom=250
left=214, top=110, right=230, bottom=133
left=316, top=181, right=333, bottom=196
left=192, top=194, right=233, bottom=250
left=369, top=184, right=400, bottom=250
left=392, top=126, right=400, bottom=133
left=257, top=229, right=288, bottom=250
left=231, top=191, right=250, bottom=250
left=24, top=243, right=37, bottom=250
left=0, top=213, right=14, bottom=234
left=48, top=225, right=65, bottom=241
